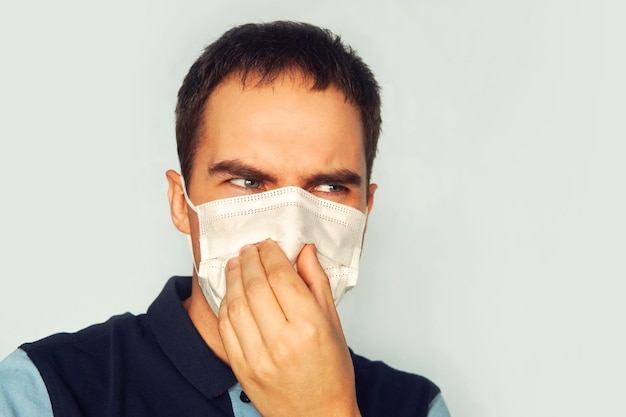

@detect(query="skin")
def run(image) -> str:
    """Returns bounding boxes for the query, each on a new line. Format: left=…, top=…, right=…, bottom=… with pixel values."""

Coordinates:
left=166, top=73, right=376, bottom=417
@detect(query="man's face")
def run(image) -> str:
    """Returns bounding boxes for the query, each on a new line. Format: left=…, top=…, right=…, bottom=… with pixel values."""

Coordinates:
left=186, top=73, right=376, bottom=211
left=178, top=73, right=377, bottom=270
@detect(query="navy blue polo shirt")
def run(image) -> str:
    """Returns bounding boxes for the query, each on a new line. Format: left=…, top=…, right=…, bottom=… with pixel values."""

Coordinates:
left=10, top=277, right=443, bottom=417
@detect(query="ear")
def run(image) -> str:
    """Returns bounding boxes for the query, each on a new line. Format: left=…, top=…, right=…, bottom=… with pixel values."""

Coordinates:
left=166, top=170, right=191, bottom=235
left=366, top=183, right=377, bottom=214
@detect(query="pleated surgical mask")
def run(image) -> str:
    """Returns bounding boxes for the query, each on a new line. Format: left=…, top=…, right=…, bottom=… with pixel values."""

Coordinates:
left=182, top=181, right=367, bottom=315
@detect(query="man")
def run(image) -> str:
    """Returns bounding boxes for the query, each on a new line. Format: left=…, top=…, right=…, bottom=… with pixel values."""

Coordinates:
left=0, top=21, right=450, bottom=417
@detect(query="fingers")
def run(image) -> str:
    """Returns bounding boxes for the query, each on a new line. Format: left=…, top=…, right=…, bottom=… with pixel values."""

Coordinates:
left=221, top=239, right=342, bottom=361
left=256, top=240, right=322, bottom=320
left=218, top=255, right=264, bottom=363
left=217, top=294, right=244, bottom=365
left=239, top=244, right=285, bottom=340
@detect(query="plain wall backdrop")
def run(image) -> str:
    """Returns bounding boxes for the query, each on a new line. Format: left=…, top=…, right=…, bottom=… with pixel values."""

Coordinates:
left=1, top=1, right=624, bottom=416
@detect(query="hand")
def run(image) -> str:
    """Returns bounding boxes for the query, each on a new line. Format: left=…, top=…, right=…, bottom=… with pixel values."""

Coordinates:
left=218, top=240, right=361, bottom=417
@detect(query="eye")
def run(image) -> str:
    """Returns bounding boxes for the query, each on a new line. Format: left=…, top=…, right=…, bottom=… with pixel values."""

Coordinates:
left=314, top=184, right=346, bottom=193
left=229, top=178, right=262, bottom=189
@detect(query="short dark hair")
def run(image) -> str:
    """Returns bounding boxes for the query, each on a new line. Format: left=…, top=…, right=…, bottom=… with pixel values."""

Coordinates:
left=175, top=21, right=381, bottom=185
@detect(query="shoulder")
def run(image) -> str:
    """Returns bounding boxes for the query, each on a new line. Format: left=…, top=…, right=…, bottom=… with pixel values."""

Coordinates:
left=351, top=350, right=440, bottom=395
left=21, top=312, right=147, bottom=357
left=350, top=350, right=441, bottom=417
left=0, top=349, right=53, bottom=417
left=20, top=312, right=150, bottom=388
left=15, top=312, right=154, bottom=416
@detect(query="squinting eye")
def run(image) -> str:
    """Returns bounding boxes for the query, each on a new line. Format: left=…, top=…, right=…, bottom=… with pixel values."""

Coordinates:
left=315, top=184, right=346, bottom=193
left=229, top=178, right=261, bottom=189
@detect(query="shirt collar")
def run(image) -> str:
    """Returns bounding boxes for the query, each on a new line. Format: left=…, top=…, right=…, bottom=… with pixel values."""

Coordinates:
left=146, top=276, right=237, bottom=398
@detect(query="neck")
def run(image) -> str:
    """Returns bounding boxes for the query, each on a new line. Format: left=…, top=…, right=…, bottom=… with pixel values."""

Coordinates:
left=183, top=275, right=230, bottom=364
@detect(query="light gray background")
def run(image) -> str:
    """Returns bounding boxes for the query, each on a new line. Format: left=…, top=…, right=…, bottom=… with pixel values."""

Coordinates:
left=1, top=1, right=625, bottom=416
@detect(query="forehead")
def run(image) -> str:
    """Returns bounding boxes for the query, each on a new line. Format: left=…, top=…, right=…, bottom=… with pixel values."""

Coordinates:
left=204, top=71, right=360, bottom=127
left=195, top=73, right=366, bottom=176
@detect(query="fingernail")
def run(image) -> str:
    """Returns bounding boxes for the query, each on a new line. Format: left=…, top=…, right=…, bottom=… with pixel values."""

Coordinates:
left=226, top=257, right=240, bottom=270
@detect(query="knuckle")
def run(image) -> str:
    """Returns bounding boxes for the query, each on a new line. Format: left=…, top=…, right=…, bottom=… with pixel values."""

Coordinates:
left=299, top=320, right=321, bottom=342
left=227, top=296, right=248, bottom=316
left=244, top=278, right=267, bottom=298
left=249, top=359, right=275, bottom=383
left=268, top=264, right=295, bottom=284
left=271, top=338, right=294, bottom=364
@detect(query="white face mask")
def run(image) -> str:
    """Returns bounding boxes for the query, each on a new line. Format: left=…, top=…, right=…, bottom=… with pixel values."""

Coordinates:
left=182, top=182, right=368, bottom=315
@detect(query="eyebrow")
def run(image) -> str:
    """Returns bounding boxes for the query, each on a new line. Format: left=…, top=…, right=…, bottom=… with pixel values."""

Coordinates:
left=208, top=159, right=278, bottom=183
left=208, top=159, right=362, bottom=187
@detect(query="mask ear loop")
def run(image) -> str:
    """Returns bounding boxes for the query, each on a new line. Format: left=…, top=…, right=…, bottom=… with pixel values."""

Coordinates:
left=180, top=176, right=198, bottom=213
left=180, top=175, right=202, bottom=277
left=187, top=235, right=202, bottom=278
